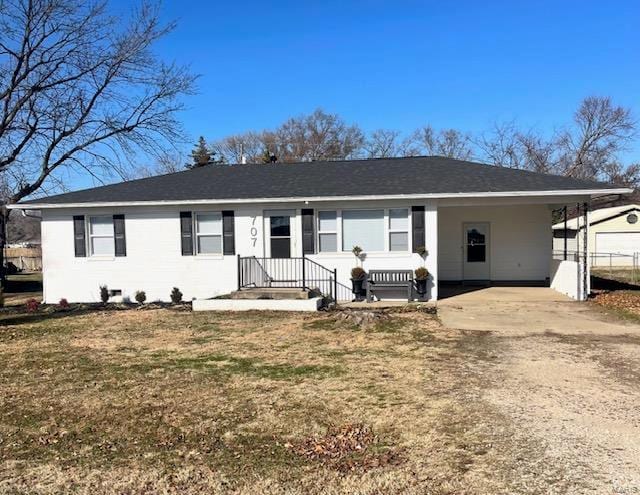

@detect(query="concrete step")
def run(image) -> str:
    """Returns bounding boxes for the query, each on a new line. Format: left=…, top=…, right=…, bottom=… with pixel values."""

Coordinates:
left=231, top=288, right=313, bottom=300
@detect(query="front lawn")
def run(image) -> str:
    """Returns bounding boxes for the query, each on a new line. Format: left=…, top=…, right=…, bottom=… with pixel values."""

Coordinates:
left=0, top=306, right=536, bottom=494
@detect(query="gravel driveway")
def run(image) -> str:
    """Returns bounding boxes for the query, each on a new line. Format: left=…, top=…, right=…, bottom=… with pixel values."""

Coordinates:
left=439, top=287, right=640, bottom=494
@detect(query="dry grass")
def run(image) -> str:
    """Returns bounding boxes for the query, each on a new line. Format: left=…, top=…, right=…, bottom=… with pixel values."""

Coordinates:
left=591, top=267, right=640, bottom=286
left=2, top=299, right=633, bottom=494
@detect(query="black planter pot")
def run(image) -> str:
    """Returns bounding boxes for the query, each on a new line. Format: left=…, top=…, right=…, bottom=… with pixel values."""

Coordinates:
left=351, top=278, right=366, bottom=301
left=415, top=278, right=428, bottom=298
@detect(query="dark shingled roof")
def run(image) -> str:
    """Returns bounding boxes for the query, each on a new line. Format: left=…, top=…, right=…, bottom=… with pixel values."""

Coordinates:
left=20, top=156, right=622, bottom=205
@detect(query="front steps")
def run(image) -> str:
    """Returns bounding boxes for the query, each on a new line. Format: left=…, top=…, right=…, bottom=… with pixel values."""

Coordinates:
left=192, top=296, right=323, bottom=312
left=230, top=288, right=320, bottom=300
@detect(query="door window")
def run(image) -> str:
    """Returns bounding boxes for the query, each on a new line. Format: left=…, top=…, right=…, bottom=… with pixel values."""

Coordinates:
left=466, top=228, right=486, bottom=263
left=270, top=216, right=291, bottom=258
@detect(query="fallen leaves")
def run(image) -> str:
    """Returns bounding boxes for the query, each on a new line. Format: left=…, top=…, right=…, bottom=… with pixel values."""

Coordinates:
left=286, top=423, right=402, bottom=472
left=592, top=291, right=640, bottom=316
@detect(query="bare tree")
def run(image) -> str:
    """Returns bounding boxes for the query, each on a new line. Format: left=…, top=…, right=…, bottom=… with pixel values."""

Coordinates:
left=211, top=109, right=364, bottom=163
left=212, top=131, right=263, bottom=164
left=417, top=126, right=473, bottom=160
left=0, top=0, right=196, bottom=206
left=516, top=131, right=558, bottom=174
left=474, top=122, right=524, bottom=168
left=364, top=129, right=402, bottom=158
left=133, top=150, right=185, bottom=178
left=275, top=109, right=364, bottom=162
left=600, top=161, right=640, bottom=189
left=155, top=150, right=184, bottom=174
left=476, top=97, right=636, bottom=184
left=556, top=96, right=636, bottom=179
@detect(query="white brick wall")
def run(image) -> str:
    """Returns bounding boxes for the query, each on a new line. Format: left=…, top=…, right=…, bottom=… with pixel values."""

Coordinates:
left=40, top=200, right=438, bottom=303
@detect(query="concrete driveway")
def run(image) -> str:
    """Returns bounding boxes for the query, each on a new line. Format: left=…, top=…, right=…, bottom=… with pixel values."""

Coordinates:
left=437, top=286, right=639, bottom=335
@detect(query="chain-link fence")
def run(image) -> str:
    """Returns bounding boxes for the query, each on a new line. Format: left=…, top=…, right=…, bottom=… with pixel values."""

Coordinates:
left=554, top=250, right=640, bottom=286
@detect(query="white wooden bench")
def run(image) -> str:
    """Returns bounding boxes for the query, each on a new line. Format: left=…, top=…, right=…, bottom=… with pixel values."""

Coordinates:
left=366, top=269, right=413, bottom=302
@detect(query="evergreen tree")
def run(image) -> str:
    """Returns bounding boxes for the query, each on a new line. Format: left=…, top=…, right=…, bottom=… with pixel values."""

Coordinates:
left=188, top=137, right=215, bottom=168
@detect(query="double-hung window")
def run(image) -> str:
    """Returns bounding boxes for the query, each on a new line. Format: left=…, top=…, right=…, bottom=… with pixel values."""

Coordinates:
left=318, top=211, right=338, bottom=252
left=195, top=212, right=223, bottom=254
left=388, top=208, right=409, bottom=251
left=89, top=216, right=115, bottom=256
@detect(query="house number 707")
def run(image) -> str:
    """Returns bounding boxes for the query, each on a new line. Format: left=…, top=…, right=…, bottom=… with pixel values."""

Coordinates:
left=250, top=216, right=258, bottom=247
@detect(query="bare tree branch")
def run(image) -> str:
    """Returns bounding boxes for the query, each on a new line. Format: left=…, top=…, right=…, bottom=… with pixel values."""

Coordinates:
left=0, top=0, right=196, bottom=204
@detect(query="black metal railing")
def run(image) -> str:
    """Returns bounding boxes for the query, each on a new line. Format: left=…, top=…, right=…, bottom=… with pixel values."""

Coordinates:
left=237, top=255, right=351, bottom=302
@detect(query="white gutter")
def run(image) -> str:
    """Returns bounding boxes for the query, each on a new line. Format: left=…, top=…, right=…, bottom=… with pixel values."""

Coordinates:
left=7, top=188, right=633, bottom=210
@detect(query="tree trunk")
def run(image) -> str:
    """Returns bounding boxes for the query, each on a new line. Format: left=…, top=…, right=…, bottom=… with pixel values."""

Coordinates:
left=0, top=206, right=6, bottom=287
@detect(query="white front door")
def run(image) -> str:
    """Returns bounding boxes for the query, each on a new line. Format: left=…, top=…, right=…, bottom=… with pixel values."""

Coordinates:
left=463, top=222, right=490, bottom=281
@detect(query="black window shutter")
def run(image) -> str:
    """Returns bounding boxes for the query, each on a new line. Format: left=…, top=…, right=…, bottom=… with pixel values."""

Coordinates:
left=301, top=208, right=315, bottom=255
left=113, top=214, right=126, bottom=257
left=180, top=211, right=194, bottom=255
left=73, top=215, right=86, bottom=257
left=222, top=210, right=235, bottom=255
left=411, top=206, right=425, bottom=252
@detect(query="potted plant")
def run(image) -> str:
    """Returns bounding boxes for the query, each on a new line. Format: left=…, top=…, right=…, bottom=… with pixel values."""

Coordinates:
left=350, top=246, right=367, bottom=301
left=414, top=267, right=429, bottom=299
left=351, top=267, right=367, bottom=301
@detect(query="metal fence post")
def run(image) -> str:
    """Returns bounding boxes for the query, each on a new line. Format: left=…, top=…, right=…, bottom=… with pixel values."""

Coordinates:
left=302, top=254, right=306, bottom=290
left=333, top=269, right=337, bottom=302
left=609, top=253, right=613, bottom=279
left=237, top=254, right=241, bottom=290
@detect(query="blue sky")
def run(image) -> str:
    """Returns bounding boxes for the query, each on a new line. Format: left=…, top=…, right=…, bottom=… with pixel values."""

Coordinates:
left=113, top=0, right=640, bottom=161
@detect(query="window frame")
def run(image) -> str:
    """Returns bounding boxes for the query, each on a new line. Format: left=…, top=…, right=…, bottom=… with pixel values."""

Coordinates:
left=388, top=208, right=409, bottom=252
left=317, top=210, right=338, bottom=253
left=315, top=207, right=412, bottom=254
left=87, top=215, right=115, bottom=257
left=194, top=211, right=223, bottom=256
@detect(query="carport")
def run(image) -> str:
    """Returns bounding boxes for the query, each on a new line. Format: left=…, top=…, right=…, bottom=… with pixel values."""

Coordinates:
left=437, top=199, right=592, bottom=301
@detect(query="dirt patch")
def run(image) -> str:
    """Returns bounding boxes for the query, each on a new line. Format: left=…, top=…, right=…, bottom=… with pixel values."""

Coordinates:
left=485, top=332, right=640, bottom=494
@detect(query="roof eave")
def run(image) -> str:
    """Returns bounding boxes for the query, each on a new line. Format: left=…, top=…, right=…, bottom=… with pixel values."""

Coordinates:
left=9, top=187, right=633, bottom=210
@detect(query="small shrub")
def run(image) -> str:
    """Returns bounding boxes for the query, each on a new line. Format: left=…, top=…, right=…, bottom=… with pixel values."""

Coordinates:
left=99, top=285, right=109, bottom=303
left=170, top=287, right=183, bottom=304
left=351, top=245, right=363, bottom=258
left=416, top=245, right=428, bottom=257
left=351, top=267, right=366, bottom=280
left=25, top=298, right=39, bottom=312
left=134, top=290, right=147, bottom=304
left=58, top=298, right=70, bottom=309
left=415, top=267, right=429, bottom=280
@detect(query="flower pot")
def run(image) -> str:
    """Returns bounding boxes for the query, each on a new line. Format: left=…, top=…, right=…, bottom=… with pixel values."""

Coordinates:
left=415, top=278, right=428, bottom=298
left=351, top=278, right=366, bottom=301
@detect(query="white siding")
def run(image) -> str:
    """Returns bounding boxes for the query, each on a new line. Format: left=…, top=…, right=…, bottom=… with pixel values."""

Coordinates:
left=438, top=204, right=552, bottom=281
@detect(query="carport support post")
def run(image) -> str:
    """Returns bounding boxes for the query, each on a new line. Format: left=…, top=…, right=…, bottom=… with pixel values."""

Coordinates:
left=582, top=202, right=589, bottom=301
left=563, top=206, right=568, bottom=261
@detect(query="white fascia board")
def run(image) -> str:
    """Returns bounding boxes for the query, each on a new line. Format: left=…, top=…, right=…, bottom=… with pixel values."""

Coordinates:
left=8, top=188, right=633, bottom=210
